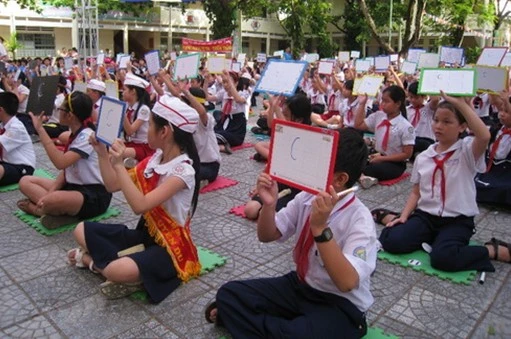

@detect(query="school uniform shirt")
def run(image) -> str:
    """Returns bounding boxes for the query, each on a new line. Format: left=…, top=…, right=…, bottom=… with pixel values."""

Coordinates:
left=0, top=116, right=36, bottom=168
left=411, top=137, right=486, bottom=217
left=307, top=89, right=326, bottom=106
left=301, top=78, right=312, bottom=93
left=339, top=98, right=361, bottom=128
left=93, top=97, right=103, bottom=113
left=216, top=89, right=250, bottom=115
left=17, top=84, right=30, bottom=114
left=406, top=102, right=435, bottom=140
left=275, top=192, right=377, bottom=312
left=490, top=127, right=511, bottom=163
left=65, top=128, right=103, bottom=185
left=48, top=93, right=65, bottom=124
left=194, top=114, right=221, bottom=163
left=143, top=151, right=195, bottom=225
left=472, top=94, right=490, bottom=118
left=326, top=88, right=343, bottom=113
left=126, top=102, right=150, bottom=144
left=365, top=111, right=416, bottom=156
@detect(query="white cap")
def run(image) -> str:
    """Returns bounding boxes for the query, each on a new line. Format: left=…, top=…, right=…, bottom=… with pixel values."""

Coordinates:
left=87, top=79, right=106, bottom=92
left=124, top=73, right=149, bottom=89
left=152, top=96, right=199, bottom=134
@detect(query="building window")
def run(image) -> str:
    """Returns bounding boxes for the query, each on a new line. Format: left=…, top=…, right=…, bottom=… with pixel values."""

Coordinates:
left=18, top=33, right=55, bottom=50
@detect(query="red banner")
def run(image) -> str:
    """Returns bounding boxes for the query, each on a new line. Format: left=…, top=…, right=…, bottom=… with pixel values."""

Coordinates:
left=181, top=37, right=233, bottom=53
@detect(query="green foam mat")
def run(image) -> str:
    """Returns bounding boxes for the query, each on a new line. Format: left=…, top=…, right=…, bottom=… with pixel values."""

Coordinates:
left=377, top=244, right=478, bottom=285
left=14, top=207, right=121, bottom=236
left=364, top=327, right=399, bottom=339
left=130, top=246, right=227, bottom=301
left=0, top=168, right=55, bottom=192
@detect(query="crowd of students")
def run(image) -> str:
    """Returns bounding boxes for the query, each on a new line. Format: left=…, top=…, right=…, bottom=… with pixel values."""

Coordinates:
left=0, top=48, right=510, bottom=338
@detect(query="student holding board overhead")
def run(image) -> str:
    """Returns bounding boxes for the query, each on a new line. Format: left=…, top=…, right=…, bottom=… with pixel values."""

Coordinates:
left=376, top=92, right=509, bottom=273
left=68, top=96, right=201, bottom=302
left=17, top=92, right=112, bottom=229
left=206, top=128, right=377, bottom=338
left=355, top=85, right=415, bottom=188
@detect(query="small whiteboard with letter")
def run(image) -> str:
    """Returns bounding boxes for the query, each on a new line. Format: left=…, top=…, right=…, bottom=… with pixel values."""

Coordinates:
left=418, top=53, right=440, bottom=69
left=145, top=50, right=160, bottom=76
left=355, top=59, right=371, bottom=73
left=374, top=56, right=390, bottom=71
left=267, top=119, right=339, bottom=194
left=96, top=96, right=127, bottom=146
left=418, top=68, right=476, bottom=96
left=352, top=75, right=384, bottom=97
left=255, top=60, right=307, bottom=97
left=439, top=46, right=464, bottom=65
left=173, top=53, right=200, bottom=80
left=407, top=49, right=426, bottom=63
left=475, top=65, right=508, bottom=93
left=401, top=61, right=417, bottom=75
left=477, top=47, right=508, bottom=66
left=26, top=76, right=59, bottom=115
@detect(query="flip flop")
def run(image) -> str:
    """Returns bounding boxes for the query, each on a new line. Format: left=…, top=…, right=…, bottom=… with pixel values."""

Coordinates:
left=204, top=300, right=218, bottom=324
left=371, top=208, right=399, bottom=225
left=485, top=237, right=511, bottom=263
left=99, top=281, right=143, bottom=299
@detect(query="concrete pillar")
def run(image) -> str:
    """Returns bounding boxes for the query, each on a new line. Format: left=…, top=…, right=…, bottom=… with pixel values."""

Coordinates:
left=123, top=22, right=129, bottom=54
left=266, top=34, right=270, bottom=55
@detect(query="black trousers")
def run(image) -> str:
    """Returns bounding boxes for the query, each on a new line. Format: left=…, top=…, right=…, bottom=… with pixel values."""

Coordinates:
left=363, top=161, right=406, bottom=181
left=216, top=271, right=367, bottom=339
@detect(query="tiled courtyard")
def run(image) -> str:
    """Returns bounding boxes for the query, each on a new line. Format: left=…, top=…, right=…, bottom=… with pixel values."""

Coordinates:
left=1, top=106, right=510, bottom=338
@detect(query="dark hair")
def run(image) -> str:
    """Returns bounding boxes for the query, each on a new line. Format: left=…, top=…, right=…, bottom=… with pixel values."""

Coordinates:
left=57, top=76, right=68, bottom=94
left=334, top=128, right=368, bottom=188
left=286, top=94, right=312, bottom=125
left=0, top=92, right=19, bottom=116
left=382, top=85, right=407, bottom=119
left=181, top=87, right=206, bottom=107
left=407, top=82, right=420, bottom=96
left=126, top=85, right=150, bottom=121
left=344, top=80, right=354, bottom=91
left=151, top=112, right=200, bottom=216
left=62, top=92, right=95, bottom=130
left=236, top=77, right=250, bottom=92
left=436, top=101, right=467, bottom=125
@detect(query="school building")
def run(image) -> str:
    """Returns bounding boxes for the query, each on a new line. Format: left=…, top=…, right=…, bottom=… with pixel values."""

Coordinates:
left=0, top=0, right=507, bottom=59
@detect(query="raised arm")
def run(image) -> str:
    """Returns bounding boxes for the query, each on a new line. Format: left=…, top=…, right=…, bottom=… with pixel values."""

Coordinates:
left=354, top=94, right=369, bottom=131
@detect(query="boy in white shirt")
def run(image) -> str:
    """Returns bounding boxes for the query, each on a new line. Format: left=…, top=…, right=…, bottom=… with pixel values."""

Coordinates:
left=205, top=128, right=377, bottom=338
left=0, top=92, right=36, bottom=185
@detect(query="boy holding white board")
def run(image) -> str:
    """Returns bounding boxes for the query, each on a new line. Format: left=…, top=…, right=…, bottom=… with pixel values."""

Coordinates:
left=206, top=128, right=377, bottom=338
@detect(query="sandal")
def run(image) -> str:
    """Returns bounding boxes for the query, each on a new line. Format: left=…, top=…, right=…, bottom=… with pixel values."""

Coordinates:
left=67, top=248, right=98, bottom=273
left=99, top=281, right=143, bottom=299
left=484, top=238, right=511, bottom=262
left=204, top=300, right=218, bottom=324
left=371, top=208, right=399, bottom=225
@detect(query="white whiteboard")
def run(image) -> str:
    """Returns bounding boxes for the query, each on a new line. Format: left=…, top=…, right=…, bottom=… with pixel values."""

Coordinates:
left=119, top=55, right=131, bottom=69
left=318, top=61, right=334, bottom=75
left=96, top=97, right=127, bottom=146
left=407, top=49, right=426, bottom=63
left=352, top=75, right=384, bottom=97
left=64, top=57, right=73, bottom=70
left=237, top=53, right=246, bottom=65
left=208, top=57, right=226, bottom=74
left=374, top=56, right=390, bottom=71
left=500, top=53, right=511, bottom=67
left=305, top=53, right=320, bottom=63
left=338, top=51, right=350, bottom=62
left=351, top=51, right=361, bottom=59
left=475, top=65, right=508, bottom=93
left=231, top=62, right=241, bottom=73
left=418, top=69, right=476, bottom=96
left=257, top=53, right=267, bottom=63
left=254, top=60, right=307, bottom=96
left=477, top=47, right=508, bottom=66
left=440, top=46, right=464, bottom=65
left=96, top=53, right=105, bottom=66
left=355, top=59, right=371, bottom=73
left=104, top=80, right=119, bottom=99
left=401, top=61, right=417, bottom=75
left=173, top=53, right=200, bottom=80
left=418, top=53, right=440, bottom=69
left=268, top=120, right=338, bottom=194
left=145, top=50, right=160, bottom=76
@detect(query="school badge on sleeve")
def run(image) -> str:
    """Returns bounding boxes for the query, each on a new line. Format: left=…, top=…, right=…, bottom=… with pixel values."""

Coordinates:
left=353, top=246, right=367, bottom=261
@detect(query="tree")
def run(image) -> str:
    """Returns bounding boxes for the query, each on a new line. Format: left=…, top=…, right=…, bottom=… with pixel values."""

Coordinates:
left=493, top=0, right=511, bottom=31
left=5, top=32, right=23, bottom=60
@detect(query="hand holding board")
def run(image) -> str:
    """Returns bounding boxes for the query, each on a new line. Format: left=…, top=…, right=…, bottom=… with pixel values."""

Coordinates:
left=267, top=119, right=339, bottom=194
left=96, top=97, right=127, bottom=146
left=418, top=68, right=476, bottom=96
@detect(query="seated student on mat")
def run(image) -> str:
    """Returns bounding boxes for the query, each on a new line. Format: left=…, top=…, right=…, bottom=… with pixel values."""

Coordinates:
left=355, top=85, right=415, bottom=188
left=475, top=90, right=511, bottom=207
left=17, top=92, right=112, bottom=229
left=207, top=128, right=377, bottom=338
left=67, top=96, right=202, bottom=302
left=376, top=92, right=509, bottom=273
left=0, top=92, right=36, bottom=186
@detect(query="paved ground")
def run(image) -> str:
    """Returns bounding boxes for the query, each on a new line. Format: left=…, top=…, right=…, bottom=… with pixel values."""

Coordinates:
left=1, top=103, right=511, bottom=338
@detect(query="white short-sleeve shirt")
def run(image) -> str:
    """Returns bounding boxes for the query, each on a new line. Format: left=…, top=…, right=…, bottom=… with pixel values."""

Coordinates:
left=142, top=151, right=195, bottom=225
left=275, top=192, right=377, bottom=312
left=0, top=116, right=36, bottom=168
left=411, top=137, right=486, bottom=217
left=48, top=93, right=65, bottom=124
left=194, top=113, right=221, bottom=164
left=65, top=128, right=104, bottom=185
left=326, top=88, right=343, bottom=112
left=472, top=93, right=490, bottom=118
left=491, top=127, right=511, bottom=162
left=17, top=85, right=30, bottom=114
left=307, top=89, right=326, bottom=106
left=339, top=98, right=361, bottom=128
left=127, top=102, right=150, bottom=144
left=406, top=102, right=435, bottom=140
left=365, top=111, right=415, bottom=156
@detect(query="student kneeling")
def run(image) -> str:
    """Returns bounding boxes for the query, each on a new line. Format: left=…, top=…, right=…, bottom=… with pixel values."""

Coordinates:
left=206, top=128, right=377, bottom=338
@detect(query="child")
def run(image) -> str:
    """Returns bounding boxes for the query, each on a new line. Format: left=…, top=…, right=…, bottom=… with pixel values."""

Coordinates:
left=67, top=96, right=202, bottom=303
left=376, top=92, right=506, bottom=273
left=476, top=91, right=511, bottom=206
left=355, top=85, right=415, bottom=188
left=0, top=92, right=36, bottom=186
left=339, top=80, right=361, bottom=129
left=17, top=92, right=112, bottom=229
left=406, top=82, right=439, bottom=158
left=207, top=128, right=377, bottom=338
left=122, top=73, right=154, bottom=165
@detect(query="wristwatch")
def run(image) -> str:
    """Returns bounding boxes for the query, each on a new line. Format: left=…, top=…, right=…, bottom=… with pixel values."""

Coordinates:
left=314, top=227, right=333, bottom=243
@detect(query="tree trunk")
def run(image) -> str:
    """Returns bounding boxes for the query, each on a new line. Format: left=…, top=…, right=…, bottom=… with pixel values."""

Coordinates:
left=358, top=0, right=395, bottom=54
left=399, top=0, right=426, bottom=56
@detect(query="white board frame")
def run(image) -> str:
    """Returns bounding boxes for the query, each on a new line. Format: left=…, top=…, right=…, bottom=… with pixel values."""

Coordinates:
left=338, top=51, right=350, bottom=62
left=254, top=60, right=308, bottom=97
left=374, top=56, right=390, bottom=71
left=475, top=65, right=508, bottom=93
left=267, top=119, right=339, bottom=195
left=145, top=50, right=160, bottom=76
left=439, top=46, right=464, bottom=65
left=401, top=61, right=417, bottom=75
left=207, top=56, right=226, bottom=74
left=418, top=53, right=440, bottom=69
left=477, top=47, right=508, bottom=67
left=173, top=53, right=200, bottom=80
left=257, top=53, right=267, bottom=63
left=96, top=96, right=127, bottom=146
left=352, top=75, right=384, bottom=97
left=119, top=55, right=131, bottom=69
left=418, top=68, right=476, bottom=96
left=318, top=61, right=334, bottom=75
left=407, top=49, right=426, bottom=63
left=355, top=59, right=371, bottom=73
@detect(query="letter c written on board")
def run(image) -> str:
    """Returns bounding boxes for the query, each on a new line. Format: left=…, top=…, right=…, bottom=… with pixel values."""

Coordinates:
left=290, top=137, right=300, bottom=160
